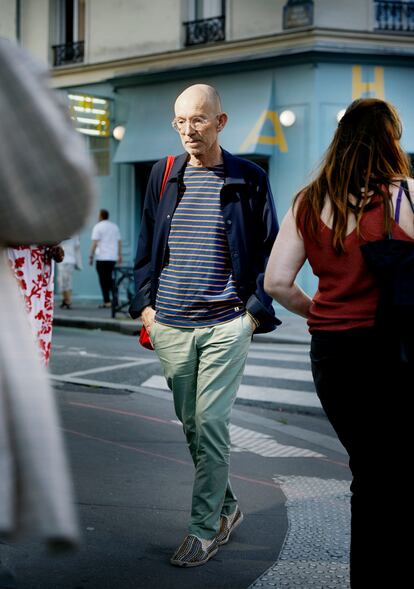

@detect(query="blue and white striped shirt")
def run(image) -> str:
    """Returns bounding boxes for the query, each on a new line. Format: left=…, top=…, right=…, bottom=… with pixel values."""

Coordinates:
left=155, top=164, right=244, bottom=328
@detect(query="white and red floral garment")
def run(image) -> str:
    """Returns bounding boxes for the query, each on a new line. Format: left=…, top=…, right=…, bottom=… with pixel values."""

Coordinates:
left=7, top=246, right=54, bottom=366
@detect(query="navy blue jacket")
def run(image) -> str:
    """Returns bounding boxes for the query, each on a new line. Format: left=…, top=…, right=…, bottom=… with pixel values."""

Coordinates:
left=129, top=149, right=281, bottom=334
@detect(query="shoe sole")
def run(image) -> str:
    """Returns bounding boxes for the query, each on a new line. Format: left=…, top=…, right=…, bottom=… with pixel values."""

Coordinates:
left=170, top=546, right=218, bottom=567
left=217, top=512, right=244, bottom=546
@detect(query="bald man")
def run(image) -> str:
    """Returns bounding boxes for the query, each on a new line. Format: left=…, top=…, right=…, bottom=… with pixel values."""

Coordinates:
left=130, top=84, right=280, bottom=567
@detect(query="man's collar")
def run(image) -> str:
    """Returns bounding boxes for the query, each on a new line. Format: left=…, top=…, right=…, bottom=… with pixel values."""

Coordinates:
left=167, top=148, right=247, bottom=186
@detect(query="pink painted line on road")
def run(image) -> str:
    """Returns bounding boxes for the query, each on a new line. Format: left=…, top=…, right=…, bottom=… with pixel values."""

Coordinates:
left=67, top=400, right=174, bottom=425
left=64, top=428, right=189, bottom=466
left=65, top=400, right=349, bottom=469
left=64, top=428, right=279, bottom=489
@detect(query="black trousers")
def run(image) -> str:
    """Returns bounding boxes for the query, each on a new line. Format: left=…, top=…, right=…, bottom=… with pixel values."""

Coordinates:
left=310, top=328, right=409, bottom=588
left=96, top=260, right=116, bottom=303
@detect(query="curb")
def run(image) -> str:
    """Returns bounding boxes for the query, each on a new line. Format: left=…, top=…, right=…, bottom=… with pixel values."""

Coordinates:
left=53, top=315, right=139, bottom=336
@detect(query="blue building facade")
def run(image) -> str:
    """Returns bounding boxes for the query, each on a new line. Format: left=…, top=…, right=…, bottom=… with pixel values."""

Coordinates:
left=66, top=55, right=414, bottom=301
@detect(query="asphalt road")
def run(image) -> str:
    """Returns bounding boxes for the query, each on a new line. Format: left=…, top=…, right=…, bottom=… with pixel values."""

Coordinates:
left=1, top=328, right=351, bottom=589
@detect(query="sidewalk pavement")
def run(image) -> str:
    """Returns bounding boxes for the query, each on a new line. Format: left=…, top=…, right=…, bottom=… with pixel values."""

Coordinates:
left=53, top=300, right=311, bottom=345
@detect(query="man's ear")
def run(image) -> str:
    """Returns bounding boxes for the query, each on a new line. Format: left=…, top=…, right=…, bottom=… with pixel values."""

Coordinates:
left=217, top=112, right=228, bottom=132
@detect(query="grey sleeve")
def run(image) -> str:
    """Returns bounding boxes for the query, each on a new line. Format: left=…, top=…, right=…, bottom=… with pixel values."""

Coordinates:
left=0, top=39, right=96, bottom=246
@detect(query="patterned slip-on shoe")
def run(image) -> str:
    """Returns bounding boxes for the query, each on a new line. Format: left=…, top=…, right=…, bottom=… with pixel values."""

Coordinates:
left=216, top=505, right=244, bottom=546
left=170, top=534, right=218, bottom=567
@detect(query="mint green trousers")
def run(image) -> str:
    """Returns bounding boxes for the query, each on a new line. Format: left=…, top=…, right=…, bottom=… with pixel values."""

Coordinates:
left=150, top=314, right=253, bottom=539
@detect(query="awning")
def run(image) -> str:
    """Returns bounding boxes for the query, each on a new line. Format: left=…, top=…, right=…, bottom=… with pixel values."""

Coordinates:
left=113, top=70, right=275, bottom=163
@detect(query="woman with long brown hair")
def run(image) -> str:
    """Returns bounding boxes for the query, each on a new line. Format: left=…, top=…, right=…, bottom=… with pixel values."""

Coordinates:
left=264, top=98, right=414, bottom=587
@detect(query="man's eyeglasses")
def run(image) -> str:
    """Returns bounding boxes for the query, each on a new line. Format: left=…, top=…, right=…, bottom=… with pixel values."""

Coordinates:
left=171, top=115, right=218, bottom=133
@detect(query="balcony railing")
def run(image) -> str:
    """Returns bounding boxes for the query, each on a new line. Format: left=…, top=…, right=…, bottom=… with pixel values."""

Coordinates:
left=374, top=1, right=414, bottom=32
left=52, top=41, right=85, bottom=67
left=184, top=15, right=225, bottom=47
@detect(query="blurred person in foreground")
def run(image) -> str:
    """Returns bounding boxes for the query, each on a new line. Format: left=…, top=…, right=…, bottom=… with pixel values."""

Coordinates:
left=264, top=98, right=413, bottom=587
left=130, top=84, right=280, bottom=567
left=0, top=38, right=95, bottom=586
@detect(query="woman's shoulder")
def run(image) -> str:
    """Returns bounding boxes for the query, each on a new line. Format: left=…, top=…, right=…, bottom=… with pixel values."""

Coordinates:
left=291, top=189, right=308, bottom=216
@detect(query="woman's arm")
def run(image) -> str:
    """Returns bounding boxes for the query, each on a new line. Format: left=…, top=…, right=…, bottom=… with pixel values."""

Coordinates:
left=264, top=206, right=312, bottom=318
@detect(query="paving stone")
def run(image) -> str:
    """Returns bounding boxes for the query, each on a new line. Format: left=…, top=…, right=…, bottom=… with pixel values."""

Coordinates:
left=249, top=476, right=351, bottom=589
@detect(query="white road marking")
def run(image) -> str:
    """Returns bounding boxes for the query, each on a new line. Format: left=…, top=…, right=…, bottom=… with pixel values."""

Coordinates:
left=52, top=350, right=140, bottom=362
left=169, top=419, right=324, bottom=458
left=232, top=408, right=346, bottom=455
left=229, top=424, right=324, bottom=458
left=248, top=350, right=309, bottom=362
left=244, top=364, right=313, bottom=382
left=251, top=343, right=310, bottom=354
left=61, top=359, right=157, bottom=378
left=140, top=375, right=321, bottom=408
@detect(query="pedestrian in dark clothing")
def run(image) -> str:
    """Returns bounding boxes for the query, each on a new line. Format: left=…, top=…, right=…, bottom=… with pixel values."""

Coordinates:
left=264, top=98, right=414, bottom=588
left=130, top=84, right=280, bottom=567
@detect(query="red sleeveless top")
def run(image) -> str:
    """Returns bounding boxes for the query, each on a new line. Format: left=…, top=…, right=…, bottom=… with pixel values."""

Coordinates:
left=300, top=200, right=414, bottom=332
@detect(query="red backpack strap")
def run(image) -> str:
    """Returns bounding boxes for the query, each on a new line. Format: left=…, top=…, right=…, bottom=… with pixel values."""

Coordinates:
left=160, top=155, right=175, bottom=200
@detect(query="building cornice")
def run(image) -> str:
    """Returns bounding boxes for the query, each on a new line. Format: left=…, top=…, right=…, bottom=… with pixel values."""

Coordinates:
left=50, top=27, right=414, bottom=89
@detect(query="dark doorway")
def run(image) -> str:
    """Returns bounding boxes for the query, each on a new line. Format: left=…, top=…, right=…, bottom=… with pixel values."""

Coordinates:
left=241, top=155, right=269, bottom=174
left=134, top=161, right=156, bottom=219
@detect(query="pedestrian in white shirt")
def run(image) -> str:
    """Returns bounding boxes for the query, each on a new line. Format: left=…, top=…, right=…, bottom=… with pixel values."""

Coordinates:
left=89, top=209, right=122, bottom=308
left=58, top=234, right=82, bottom=309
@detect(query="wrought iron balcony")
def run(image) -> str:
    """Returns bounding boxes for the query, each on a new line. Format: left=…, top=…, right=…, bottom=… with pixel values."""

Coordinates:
left=184, top=15, right=225, bottom=47
left=374, top=1, right=414, bottom=32
left=52, top=41, right=85, bottom=67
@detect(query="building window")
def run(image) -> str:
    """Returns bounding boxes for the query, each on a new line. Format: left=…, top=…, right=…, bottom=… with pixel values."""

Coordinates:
left=283, top=0, right=314, bottom=30
left=68, top=93, right=110, bottom=137
left=374, top=1, right=414, bottom=32
left=184, top=0, right=225, bottom=47
left=68, top=93, right=111, bottom=176
left=52, top=0, right=85, bottom=66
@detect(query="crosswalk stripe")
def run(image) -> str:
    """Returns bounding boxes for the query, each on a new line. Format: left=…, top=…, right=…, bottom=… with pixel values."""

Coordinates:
left=250, top=343, right=310, bottom=354
left=235, top=384, right=320, bottom=408
left=244, top=364, right=313, bottom=382
left=248, top=350, right=309, bottom=362
left=62, top=359, right=155, bottom=378
left=140, top=375, right=321, bottom=409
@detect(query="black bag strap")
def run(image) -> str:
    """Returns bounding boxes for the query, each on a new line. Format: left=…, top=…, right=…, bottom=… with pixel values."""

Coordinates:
left=401, top=179, right=414, bottom=214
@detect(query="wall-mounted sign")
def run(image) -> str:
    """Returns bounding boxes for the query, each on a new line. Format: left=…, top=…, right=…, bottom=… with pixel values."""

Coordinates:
left=283, top=0, right=314, bottom=30
left=68, top=93, right=110, bottom=137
